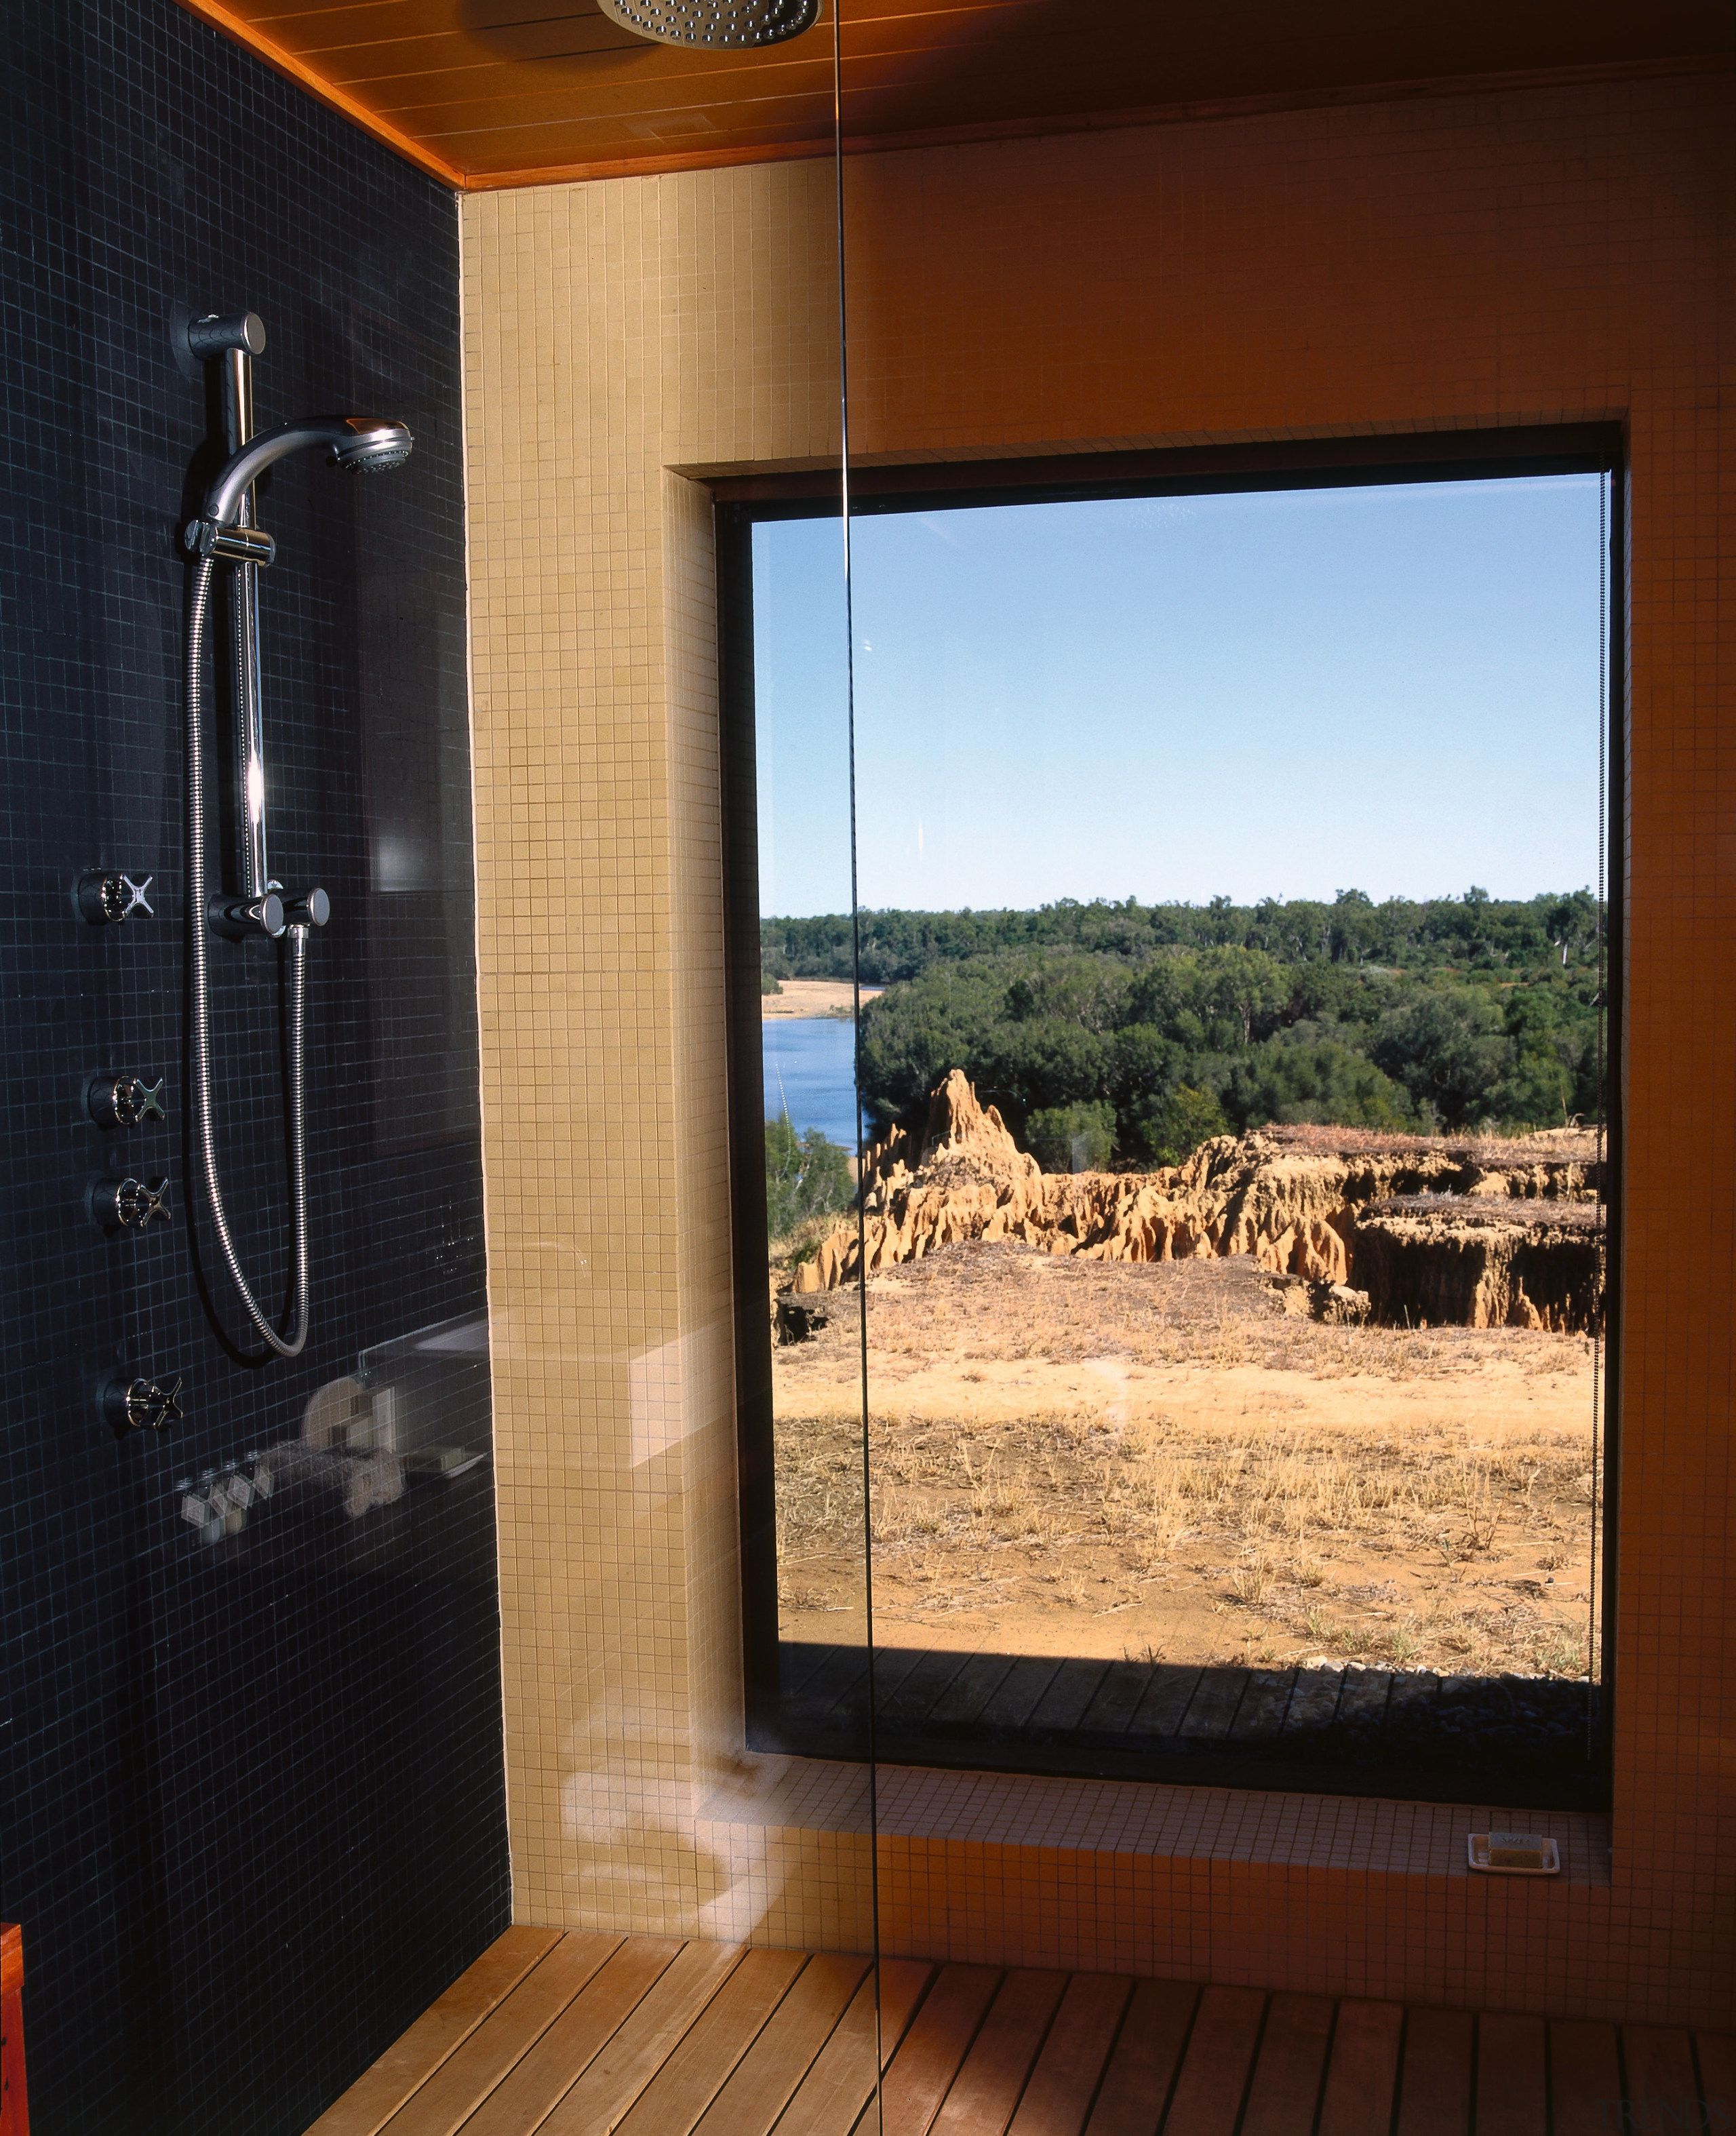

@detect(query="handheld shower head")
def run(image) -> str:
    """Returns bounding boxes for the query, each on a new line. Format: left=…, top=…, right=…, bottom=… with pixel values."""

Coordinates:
left=331, top=422, right=414, bottom=475
left=201, top=415, right=414, bottom=529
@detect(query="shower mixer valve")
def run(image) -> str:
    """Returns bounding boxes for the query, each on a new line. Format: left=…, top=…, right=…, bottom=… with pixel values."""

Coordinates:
left=102, top=1374, right=184, bottom=1436
left=76, top=871, right=153, bottom=924
left=87, top=1073, right=167, bottom=1129
left=89, top=1176, right=172, bottom=1231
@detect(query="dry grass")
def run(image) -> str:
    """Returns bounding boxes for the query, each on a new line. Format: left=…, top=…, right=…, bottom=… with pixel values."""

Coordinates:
left=775, top=1400, right=1599, bottom=1674
left=852, top=1241, right=1589, bottom=1383
left=773, top=1242, right=1601, bottom=1678
left=1257, top=1122, right=1600, bottom=1168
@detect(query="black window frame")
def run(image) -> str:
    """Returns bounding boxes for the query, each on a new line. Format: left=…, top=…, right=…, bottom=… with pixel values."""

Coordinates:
left=715, top=422, right=1624, bottom=1809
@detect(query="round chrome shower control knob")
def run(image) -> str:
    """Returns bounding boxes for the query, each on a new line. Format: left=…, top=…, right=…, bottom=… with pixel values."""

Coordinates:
left=186, top=311, right=266, bottom=358
left=208, top=890, right=286, bottom=940
left=90, top=1176, right=172, bottom=1231
left=102, top=1374, right=185, bottom=1436
left=76, top=871, right=154, bottom=924
left=281, top=887, right=330, bottom=928
left=87, top=1073, right=167, bottom=1130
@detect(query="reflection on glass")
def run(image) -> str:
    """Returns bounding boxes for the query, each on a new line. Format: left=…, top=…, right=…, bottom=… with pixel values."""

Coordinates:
left=753, top=519, right=875, bottom=1747
left=758, top=475, right=1609, bottom=1804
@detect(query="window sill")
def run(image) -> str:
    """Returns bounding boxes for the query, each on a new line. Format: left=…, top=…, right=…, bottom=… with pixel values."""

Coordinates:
left=697, top=1756, right=1612, bottom=1888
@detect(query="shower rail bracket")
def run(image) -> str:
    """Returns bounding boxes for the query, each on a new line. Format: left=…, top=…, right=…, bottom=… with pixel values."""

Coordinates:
left=208, top=890, right=287, bottom=941
left=281, top=886, right=331, bottom=929
left=182, top=517, right=275, bottom=568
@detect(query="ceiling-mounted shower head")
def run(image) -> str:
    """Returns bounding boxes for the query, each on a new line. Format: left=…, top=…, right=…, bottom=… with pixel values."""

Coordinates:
left=597, top=0, right=816, bottom=47
left=201, top=415, right=414, bottom=528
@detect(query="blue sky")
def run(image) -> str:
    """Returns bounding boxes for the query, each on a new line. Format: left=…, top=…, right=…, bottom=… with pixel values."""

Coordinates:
left=751, top=475, right=1605, bottom=918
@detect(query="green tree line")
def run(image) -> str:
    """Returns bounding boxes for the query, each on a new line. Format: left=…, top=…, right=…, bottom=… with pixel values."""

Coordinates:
left=763, top=891, right=1604, bottom=1166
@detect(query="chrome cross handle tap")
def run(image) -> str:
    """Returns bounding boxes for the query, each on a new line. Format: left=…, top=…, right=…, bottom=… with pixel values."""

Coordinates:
left=87, top=1073, right=167, bottom=1130
left=90, top=1176, right=172, bottom=1231
left=103, top=1374, right=185, bottom=1436
left=77, top=871, right=154, bottom=924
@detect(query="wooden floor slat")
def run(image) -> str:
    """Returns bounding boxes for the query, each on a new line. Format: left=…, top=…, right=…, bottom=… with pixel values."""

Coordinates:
left=977, top=1661, right=1064, bottom=1730
left=1238, top=1993, right=1334, bottom=2136
left=380, top=1935, right=621, bottom=2136
left=882, top=1652, right=976, bottom=1727
left=928, top=1655, right=1021, bottom=1727
left=1697, top=2034, right=1736, bottom=2121
left=1128, top=1665, right=1200, bottom=1737
left=1227, top=1670, right=1296, bottom=1745
left=929, top=1970, right=1067, bottom=2136
left=1030, top=1663, right=1111, bottom=1734
left=1394, top=2006, right=1475, bottom=2136
left=614, top=1947, right=809, bottom=2136
left=774, top=1959, right=934, bottom=2136
left=1176, top=1667, right=1247, bottom=1742
left=530, top=1941, right=745, bottom=2135
left=690, top=1952, right=869, bottom=2136
left=313, top=1933, right=1724, bottom=2136
left=1006, top=1974, right=1131, bottom=2136
left=1082, top=1978, right=1198, bottom=2136
left=1547, top=2019, right=1623, bottom=2136
left=1316, top=2000, right=1403, bottom=2136
left=881, top=1966, right=1004, bottom=2136
left=1621, top=2025, right=1702, bottom=2131
left=1072, top=1663, right=1149, bottom=1738
left=307, top=1929, right=561, bottom=2136
left=1162, top=1984, right=1265, bottom=2136
left=1474, top=2013, right=1547, bottom=2136
left=454, top=1937, right=686, bottom=2135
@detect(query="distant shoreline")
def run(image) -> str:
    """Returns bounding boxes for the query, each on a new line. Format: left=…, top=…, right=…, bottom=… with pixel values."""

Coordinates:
left=762, top=978, right=884, bottom=1021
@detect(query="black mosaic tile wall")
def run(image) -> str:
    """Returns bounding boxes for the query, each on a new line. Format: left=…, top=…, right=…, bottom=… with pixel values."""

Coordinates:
left=1, top=5, right=508, bottom=2131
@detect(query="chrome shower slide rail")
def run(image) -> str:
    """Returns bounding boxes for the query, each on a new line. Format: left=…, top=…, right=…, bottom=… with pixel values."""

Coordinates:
left=181, top=310, right=411, bottom=1359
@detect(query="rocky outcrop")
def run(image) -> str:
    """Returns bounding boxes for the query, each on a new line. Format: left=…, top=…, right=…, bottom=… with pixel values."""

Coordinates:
left=790, top=1069, right=1045, bottom=1292
left=787, top=1070, right=1604, bottom=1330
left=1352, top=1195, right=1604, bottom=1332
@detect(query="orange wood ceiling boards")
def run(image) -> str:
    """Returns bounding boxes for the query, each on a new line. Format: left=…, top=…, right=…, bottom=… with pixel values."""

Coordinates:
left=170, top=0, right=1735, bottom=193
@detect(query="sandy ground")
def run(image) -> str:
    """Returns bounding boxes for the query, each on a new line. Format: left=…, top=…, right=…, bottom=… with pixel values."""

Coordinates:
left=772, top=1245, right=1600, bottom=1677
left=762, top=978, right=883, bottom=1019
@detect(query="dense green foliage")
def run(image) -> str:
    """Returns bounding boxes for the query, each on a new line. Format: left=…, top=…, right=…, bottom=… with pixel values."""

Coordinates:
left=764, top=1113, right=855, bottom=1240
left=1025, top=1101, right=1116, bottom=1174
left=764, top=891, right=1604, bottom=1165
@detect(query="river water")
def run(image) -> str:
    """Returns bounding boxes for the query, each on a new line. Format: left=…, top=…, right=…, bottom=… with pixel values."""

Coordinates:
left=762, top=1017, right=859, bottom=1149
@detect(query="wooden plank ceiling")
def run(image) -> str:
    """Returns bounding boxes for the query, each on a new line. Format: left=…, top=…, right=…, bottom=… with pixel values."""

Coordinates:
left=172, top=0, right=1733, bottom=191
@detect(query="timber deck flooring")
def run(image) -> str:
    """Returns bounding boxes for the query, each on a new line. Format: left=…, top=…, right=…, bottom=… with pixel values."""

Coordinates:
left=307, top=1928, right=1733, bottom=2136
left=765, top=1644, right=1601, bottom=1808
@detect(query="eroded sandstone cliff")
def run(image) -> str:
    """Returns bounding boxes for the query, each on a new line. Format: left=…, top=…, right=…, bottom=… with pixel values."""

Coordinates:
left=786, top=1069, right=1603, bottom=1331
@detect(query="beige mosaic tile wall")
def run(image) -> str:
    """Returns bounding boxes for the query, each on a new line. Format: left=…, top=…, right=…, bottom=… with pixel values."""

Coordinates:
left=461, top=68, right=1735, bottom=2024
left=462, top=169, right=844, bottom=1937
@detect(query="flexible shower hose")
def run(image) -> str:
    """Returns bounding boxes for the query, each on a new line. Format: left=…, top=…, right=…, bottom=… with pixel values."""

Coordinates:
left=185, top=552, right=310, bottom=1358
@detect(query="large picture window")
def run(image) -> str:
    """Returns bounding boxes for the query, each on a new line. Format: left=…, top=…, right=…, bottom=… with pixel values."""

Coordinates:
left=722, top=433, right=1619, bottom=1808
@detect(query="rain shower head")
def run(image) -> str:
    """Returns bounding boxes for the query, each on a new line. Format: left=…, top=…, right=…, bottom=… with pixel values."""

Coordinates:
left=201, top=415, right=414, bottom=528
left=598, top=0, right=816, bottom=47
